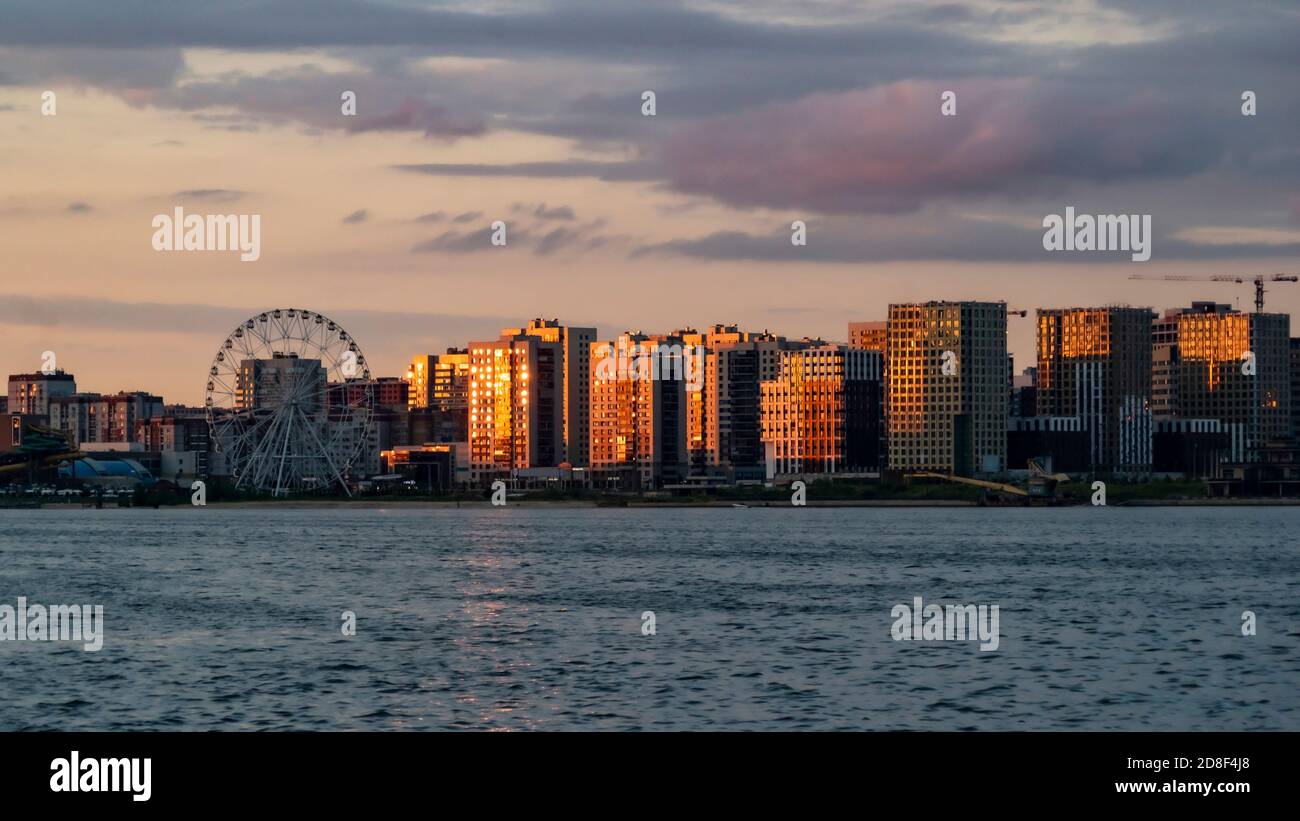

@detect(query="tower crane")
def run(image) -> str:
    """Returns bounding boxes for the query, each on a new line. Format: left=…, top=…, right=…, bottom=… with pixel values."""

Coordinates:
left=1128, top=274, right=1298, bottom=313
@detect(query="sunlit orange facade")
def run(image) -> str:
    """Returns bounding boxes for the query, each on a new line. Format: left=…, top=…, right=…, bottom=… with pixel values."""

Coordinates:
left=1153, top=303, right=1290, bottom=460
left=674, top=328, right=708, bottom=475
left=500, top=319, right=596, bottom=467
left=760, top=345, right=882, bottom=475
left=406, top=355, right=435, bottom=409
left=405, top=349, right=470, bottom=413
left=703, top=326, right=805, bottom=481
left=1036, top=306, right=1154, bottom=472
left=467, top=335, right=562, bottom=483
left=588, top=333, right=688, bottom=489
left=886, top=302, right=1006, bottom=475
left=848, top=321, right=888, bottom=352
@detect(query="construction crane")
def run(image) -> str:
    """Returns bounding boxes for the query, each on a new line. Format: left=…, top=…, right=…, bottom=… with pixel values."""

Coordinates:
left=1128, top=274, right=1299, bottom=313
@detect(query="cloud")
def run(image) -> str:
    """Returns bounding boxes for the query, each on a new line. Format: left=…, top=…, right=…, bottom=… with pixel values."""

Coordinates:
left=0, top=46, right=185, bottom=89
left=411, top=219, right=614, bottom=256
left=342, top=208, right=369, bottom=224
left=512, top=202, right=576, bottom=221
left=66, top=201, right=92, bottom=212
left=173, top=189, right=247, bottom=202
left=347, top=96, right=484, bottom=140
left=534, top=226, right=581, bottom=255
left=0, top=292, right=524, bottom=348
left=411, top=228, right=495, bottom=254
left=659, top=79, right=1224, bottom=215
left=631, top=213, right=1300, bottom=264
left=392, top=161, right=660, bottom=182
left=2, top=0, right=1298, bottom=267
left=413, top=210, right=445, bottom=223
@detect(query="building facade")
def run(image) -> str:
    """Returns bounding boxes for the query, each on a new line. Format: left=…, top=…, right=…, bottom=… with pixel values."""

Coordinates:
left=588, top=333, right=689, bottom=489
left=501, top=319, right=597, bottom=467
left=887, top=301, right=1008, bottom=475
left=760, top=345, right=883, bottom=476
left=1036, top=306, right=1155, bottom=473
left=7, top=371, right=77, bottom=421
left=848, top=321, right=888, bottom=353
left=50, top=390, right=164, bottom=446
left=1153, top=303, right=1290, bottom=462
left=468, top=333, right=564, bottom=483
left=705, top=327, right=817, bottom=481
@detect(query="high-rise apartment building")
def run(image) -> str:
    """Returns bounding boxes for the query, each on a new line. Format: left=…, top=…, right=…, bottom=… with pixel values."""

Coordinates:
left=1036, top=306, right=1155, bottom=472
left=887, top=301, right=1007, bottom=475
left=468, top=332, right=564, bottom=483
left=588, top=332, right=689, bottom=489
left=672, top=327, right=709, bottom=476
left=1290, top=338, right=1300, bottom=438
left=136, top=413, right=211, bottom=480
left=236, top=354, right=326, bottom=412
left=760, top=345, right=883, bottom=476
left=501, top=319, right=597, bottom=467
left=50, top=390, right=164, bottom=445
left=1152, top=302, right=1290, bottom=461
left=330, top=377, right=408, bottom=411
left=407, top=354, right=435, bottom=409
left=848, top=321, right=888, bottom=353
left=406, top=349, right=471, bottom=444
left=48, top=393, right=98, bottom=445
left=849, top=320, right=890, bottom=464
left=704, top=326, right=818, bottom=481
left=407, top=349, right=470, bottom=412
left=7, top=371, right=77, bottom=421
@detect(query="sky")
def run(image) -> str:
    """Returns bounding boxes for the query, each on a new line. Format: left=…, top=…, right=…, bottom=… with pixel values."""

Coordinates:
left=2, top=0, right=1298, bottom=404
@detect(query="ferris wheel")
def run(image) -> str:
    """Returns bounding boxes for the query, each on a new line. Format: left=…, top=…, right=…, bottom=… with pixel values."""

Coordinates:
left=204, top=309, right=374, bottom=496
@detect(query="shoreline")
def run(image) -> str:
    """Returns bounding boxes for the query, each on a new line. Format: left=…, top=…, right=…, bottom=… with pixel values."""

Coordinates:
left=14, top=497, right=1300, bottom=510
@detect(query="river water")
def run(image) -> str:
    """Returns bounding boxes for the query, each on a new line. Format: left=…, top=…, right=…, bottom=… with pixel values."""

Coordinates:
left=0, top=506, right=1295, bottom=730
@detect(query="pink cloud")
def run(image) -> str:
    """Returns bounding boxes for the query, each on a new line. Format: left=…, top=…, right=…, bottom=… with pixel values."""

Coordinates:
left=659, top=79, right=1216, bottom=214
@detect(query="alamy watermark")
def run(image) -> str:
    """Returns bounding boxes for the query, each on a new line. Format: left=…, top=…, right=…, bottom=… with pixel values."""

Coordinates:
left=1043, top=206, right=1151, bottom=262
left=594, top=341, right=704, bottom=392
left=891, top=596, right=999, bottom=651
left=152, top=206, right=261, bottom=262
left=50, top=751, right=150, bottom=802
left=0, top=597, right=103, bottom=651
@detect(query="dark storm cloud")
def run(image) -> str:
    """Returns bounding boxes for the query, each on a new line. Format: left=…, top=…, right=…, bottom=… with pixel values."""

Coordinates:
left=0, top=0, right=989, bottom=59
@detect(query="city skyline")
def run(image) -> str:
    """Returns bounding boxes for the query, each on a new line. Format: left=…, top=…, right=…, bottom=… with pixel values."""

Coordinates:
left=3, top=293, right=1291, bottom=407
left=4, top=1, right=1300, bottom=403
left=9, top=293, right=1294, bottom=500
